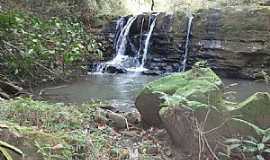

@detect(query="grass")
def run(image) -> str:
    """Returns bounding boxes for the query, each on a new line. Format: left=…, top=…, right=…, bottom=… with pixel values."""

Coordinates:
left=0, top=98, right=119, bottom=159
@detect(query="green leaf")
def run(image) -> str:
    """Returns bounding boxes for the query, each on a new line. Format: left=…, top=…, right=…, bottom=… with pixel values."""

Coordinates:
left=247, top=136, right=259, bottom=143
left=257, top=143, right=265, bottom=151
left=242, top=140, right=257, bottom=146
left=231, top=118, right=265, bottom=135
left=0, top=140, right=24, bottom=156
left=243, top=146, right=257, bottom=153
left=224, top=138, right=241, bottom=144
left=256, top=155, right=265, bottom=160
left=263, top=148, right=270, bottom=153
left=0, top=146, right=13, bottom=160
left=228, top=144, right=241, bottom=150
left=262, top=134, right=270, bottom=143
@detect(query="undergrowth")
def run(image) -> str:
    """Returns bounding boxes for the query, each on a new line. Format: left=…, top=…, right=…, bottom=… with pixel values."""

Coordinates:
left=0, top=10, right=103, bottom=85
left=0, top=98, right=116, bottom=159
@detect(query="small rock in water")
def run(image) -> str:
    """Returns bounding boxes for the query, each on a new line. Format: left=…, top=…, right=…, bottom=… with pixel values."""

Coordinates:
left=106, top=65, right=127, bottom=74
left=142, top=70, right=162, bottom=75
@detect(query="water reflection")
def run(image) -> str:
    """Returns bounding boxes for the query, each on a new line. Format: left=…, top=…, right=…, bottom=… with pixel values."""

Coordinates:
left=42, top=74, right=270, bottom=107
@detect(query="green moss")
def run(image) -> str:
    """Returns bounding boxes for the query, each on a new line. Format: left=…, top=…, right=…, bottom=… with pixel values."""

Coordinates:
left=139, top=64, right=223, bottom=111
left=175, top=79, right=222, bottom=106
left=143, top=67, right=222, bottom=95
left=231, top=92, right=270, bottom=129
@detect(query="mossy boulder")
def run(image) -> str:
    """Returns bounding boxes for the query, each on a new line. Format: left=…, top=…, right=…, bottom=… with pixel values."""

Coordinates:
left=231, top=92, right=270, bottom=129
left=135, top=63, right=223, bottom=127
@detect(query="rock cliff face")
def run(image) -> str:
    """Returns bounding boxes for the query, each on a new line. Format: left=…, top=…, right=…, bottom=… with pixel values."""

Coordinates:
left=99, top=7, right=270, bottom=78
left=192, top=8, right=270, bottom=79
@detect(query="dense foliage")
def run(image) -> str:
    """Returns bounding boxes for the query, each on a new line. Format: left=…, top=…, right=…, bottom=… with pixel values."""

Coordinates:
left=0, top=11, right=102, bottom=84
left=223, top=118, right=270, bottom=160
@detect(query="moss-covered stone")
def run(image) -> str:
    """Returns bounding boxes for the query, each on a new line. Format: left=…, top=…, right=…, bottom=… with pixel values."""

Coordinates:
left=231, top=92, right=270, bottom=129
left=135, top=63, right=223, bottom=127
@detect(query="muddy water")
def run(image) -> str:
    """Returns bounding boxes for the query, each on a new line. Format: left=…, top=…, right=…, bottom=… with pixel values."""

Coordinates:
left=41, top=73, right=270, bottom=110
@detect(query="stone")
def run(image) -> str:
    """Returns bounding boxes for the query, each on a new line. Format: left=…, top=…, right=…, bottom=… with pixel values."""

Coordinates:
left=231, top=92, right=270, bottom=129
left=162, top=65, right=173, bottom=72
left=95, top=109, right=109, bottom=124
left=95, top=109, right=128, bottom=129
left=136, top=63, right=223, bottom=127
left=142, top=70, right=162, bottom=76
left=124, top=111, right=141, bottom=124
left=106, top=65, right=127, bottom=74
left=107, top=111, right=128, bottom=129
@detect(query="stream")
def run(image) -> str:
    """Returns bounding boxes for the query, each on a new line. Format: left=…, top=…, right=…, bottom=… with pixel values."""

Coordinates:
left=41, top=73, right=269, bottom=111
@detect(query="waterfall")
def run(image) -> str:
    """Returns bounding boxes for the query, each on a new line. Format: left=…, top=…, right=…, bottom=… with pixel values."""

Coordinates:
left=136, top=17, right=145, bottom=67
left=109, top=16, right=137, bottom=66
left=181, top=15, right=193, bottom=72
left=96, top=16, right=137, bottom=73
left=95, top=13, right=160, bottom=73
left=138, top=13, right=159, bottom=70
left=113, top=17, right=126, bottom=50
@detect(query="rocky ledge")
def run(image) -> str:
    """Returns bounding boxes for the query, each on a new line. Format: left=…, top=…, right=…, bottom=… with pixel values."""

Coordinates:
left=99, top=7, right=270, bottom=79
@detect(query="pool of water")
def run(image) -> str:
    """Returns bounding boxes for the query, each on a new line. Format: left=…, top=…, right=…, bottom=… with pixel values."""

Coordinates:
left=41, top=73, right=158, bottom=106
left=41, top=73, right=270, bottom=110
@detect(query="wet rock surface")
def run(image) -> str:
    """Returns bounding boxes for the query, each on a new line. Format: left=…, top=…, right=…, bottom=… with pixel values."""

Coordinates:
left=105, top=65, right=127, bottom=74
left=99, top=8, right=270, bottom=78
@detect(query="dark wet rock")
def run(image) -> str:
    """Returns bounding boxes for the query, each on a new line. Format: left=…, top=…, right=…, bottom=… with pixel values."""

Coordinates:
left=106, top=65, right=127, bottom=74
left=142, top=70, right=162, bottom=76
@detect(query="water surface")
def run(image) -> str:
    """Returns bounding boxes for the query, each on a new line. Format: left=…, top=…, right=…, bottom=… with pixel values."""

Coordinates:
left=42, top=73, right=270, bottom=110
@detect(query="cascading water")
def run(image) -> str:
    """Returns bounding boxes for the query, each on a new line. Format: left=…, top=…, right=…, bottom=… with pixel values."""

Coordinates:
left=135, top=17, right=145, bottom=67
left=95, top=13, right=159, bottom=73
left=181, top=10, right=193, bottom=72
left=96, top=16, right=137, bottom=72
left=137, top=13, right=159, bottom=71
left=109, top=16, right=137, bottom=66
left=113, top=17, right=126, bottom=50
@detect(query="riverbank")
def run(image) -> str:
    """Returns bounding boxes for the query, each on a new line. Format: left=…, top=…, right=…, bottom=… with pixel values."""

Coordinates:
left=0, top=97, right=175, bottom=160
